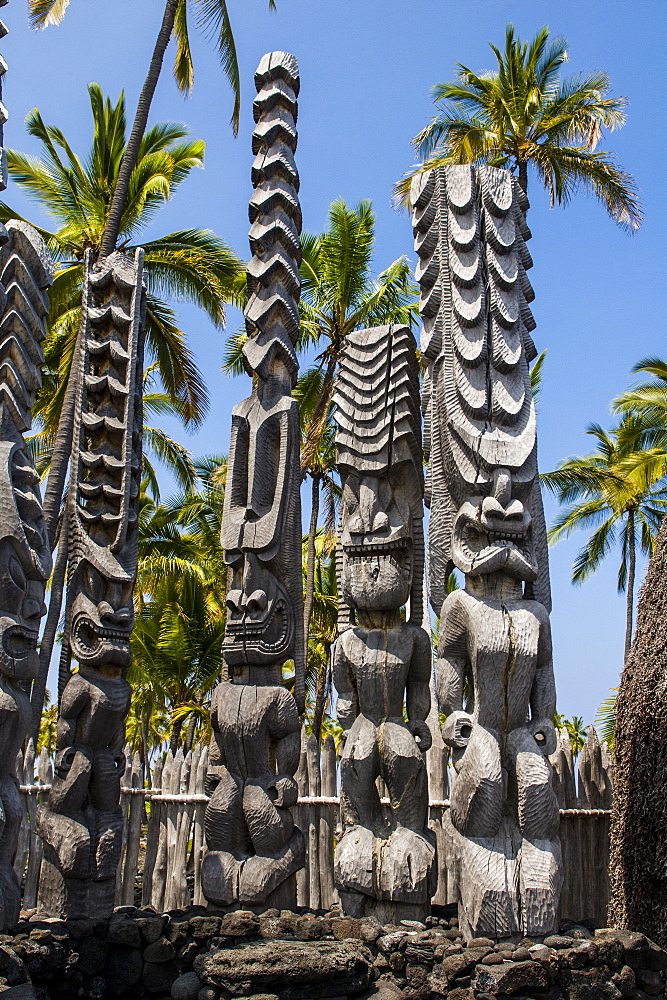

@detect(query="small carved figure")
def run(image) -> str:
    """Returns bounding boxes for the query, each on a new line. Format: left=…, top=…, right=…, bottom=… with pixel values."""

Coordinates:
left=412, top=164, right=561, bottom=940
left=202, top=51, right=305, bottom=912
left=332, top=324, right=436, bottom=922
left=37, top=250, right=144, bottom=918
left=0, top=221, right=52, bottom=928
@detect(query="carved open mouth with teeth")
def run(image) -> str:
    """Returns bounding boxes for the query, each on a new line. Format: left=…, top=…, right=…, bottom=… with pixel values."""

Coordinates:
left=71, top=614, right=131, bottom=664
left=343, top=537, right=409, bottom=557
left=342, top=539, right=413, bottom=611
left=224, top=599, right=293, bottom=664
left=2, top=624, right=39, bottom=660
left=452, top=497, right=538, bottom=582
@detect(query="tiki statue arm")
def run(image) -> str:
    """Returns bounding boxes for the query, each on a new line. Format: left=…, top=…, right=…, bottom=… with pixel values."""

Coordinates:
left=530, top=609, right=556, bottom=722
left=333, top=634, right=358, bottom=732
left=406, top=625, right=432, bottom=751
left=437, top=595, right=469, bottom=718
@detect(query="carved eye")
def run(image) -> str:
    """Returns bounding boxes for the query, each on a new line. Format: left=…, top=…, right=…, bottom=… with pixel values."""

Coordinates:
left=8, top=557, right=26, bottom=593
left=82, top=564, right=105, bottom=603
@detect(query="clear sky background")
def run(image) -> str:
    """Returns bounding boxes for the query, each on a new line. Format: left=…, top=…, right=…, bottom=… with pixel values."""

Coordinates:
left=4, top=0, right=666, bottom=725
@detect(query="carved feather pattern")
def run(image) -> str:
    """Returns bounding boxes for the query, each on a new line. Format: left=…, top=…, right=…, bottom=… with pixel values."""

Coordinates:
left=333, top=324, right=422, bottom=479
left=68, top=249, right=145, bottom=582
left=0, top=222, right=52, bottom=434
left=333, top=324, right=425, bottom=624
left=244, top=51, right=302, bottom=384
left=411, top=165, right=550, bottom=613
left=0, top=220, right=52, bottom=580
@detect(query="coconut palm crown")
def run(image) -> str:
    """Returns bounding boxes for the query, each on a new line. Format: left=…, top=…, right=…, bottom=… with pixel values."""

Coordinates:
left=542, top=415, right=667, bottom=659
left=395, top=23, right=642, bottom=231
left=0, top=83, right=244, bottom=442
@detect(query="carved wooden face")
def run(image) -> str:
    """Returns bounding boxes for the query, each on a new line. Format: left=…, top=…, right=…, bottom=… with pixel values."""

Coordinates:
left=224, top=551, right=294, bottom=667
left=340, top=470, right=413, bottom=611
left=222, top=393, right=299, bottom=668
left=451, top=495, right=537, bottom=582
left=69, top=559, right=134, bottom=672
left=0, top=443, right=50, bottom=680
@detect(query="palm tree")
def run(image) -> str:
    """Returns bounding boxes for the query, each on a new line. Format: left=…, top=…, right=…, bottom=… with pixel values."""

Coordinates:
left=3, top=86, right=242, bottom=730
left=133, top=458, right=228, bottom=754
left=613, top=357, right=667, bottom=444
left=1, top=84, right=243, bottom=546
left=29, top=0, right=276, bottom=255
left=302, top=529, right=338, bottom=743
left=224, top=198, right=419, bottom=686
left=542, top=415, right=667, bottom=659
left=395, top=23, right=641, bottom=230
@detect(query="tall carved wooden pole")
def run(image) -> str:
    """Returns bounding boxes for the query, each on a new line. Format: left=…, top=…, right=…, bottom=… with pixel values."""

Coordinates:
left=0, top=6, right=55, bottom=930
left=36, top=250, right=145, bottom=918
left=412, top=165, right=561, bottom=940
left=0, top=221, right=52, bottom=929
left=201, top=52, right=305, bottom=912
left=332, top=323, right=436, bottom=923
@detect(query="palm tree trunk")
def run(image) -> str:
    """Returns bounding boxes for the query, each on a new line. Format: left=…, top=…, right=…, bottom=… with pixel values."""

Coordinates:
left=303, top=474, right=320, bottom=656
left=518, top=160, right=528, bottom=194
left=184, top=712, right=197, bottom=753
left=42, top=341, right=81, bottom=550
left=141, top=712, right=150, bottom=769
left=625, top=508, right=636, bottom=660
left=30, top=519, right=68, bottom=744
left=99, top=0, right=178, bottom=258
left=301, top=353, right=338, bottom=471
left=169, top=714, right=184, bottom=756
left=312, top=655, right=330, bottom=745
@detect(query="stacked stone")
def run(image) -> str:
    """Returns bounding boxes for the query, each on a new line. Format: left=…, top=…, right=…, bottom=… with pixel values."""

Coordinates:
left=4, top=906, right=667, bottom=1000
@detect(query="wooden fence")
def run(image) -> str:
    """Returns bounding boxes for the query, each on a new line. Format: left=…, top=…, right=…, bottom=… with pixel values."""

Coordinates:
left=15, top=724, right=614, bottom=924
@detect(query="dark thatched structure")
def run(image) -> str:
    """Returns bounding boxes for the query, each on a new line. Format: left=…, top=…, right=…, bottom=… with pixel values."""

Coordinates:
left=608, top=520, right=667, bottom=943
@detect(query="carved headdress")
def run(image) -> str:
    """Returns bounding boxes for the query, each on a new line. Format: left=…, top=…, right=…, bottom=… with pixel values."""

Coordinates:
left=0, top=221, right=52, bottom=678
left=411, top=165, right=550, bottom=614
left=221, top=52, right=305, bottom=710
left=333, top=324, right=424, bottom=627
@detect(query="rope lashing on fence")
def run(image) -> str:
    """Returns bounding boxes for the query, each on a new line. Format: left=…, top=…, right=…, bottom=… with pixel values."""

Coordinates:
left=18, top=784, right=613, bottom=816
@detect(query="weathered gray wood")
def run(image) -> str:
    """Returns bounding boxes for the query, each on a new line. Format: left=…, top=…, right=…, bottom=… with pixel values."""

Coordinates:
left=121, top=752, right=143, bottom=906
left=14, top=744, right=30, bottom=885
left=0, top=222, right=52, bottom=929
left=306, top=734, right=321, bottom=911
left=141, top=756, right=163, bottom=908
left=295, top=732, right=308, bottom=908
left=36, top=249, right=145, bottom=918
left=319, top=735, right=336, bottom=909
left=578, top=726, right=613, bottom=809
left=332, top=323, right=436, bottom=923
left=170, top=749, right=196, bottom=910
left=202, top=52, right=304, bottom=914
left=192, top=746, right=208, bottom=906
left=413, top=165, right=561, bottom=941
left=152, top=753, right=173, bottom=912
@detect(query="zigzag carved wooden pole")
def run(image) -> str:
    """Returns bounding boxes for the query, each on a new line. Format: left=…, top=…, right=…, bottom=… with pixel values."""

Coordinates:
left=201, top=52, right=305, bottom=912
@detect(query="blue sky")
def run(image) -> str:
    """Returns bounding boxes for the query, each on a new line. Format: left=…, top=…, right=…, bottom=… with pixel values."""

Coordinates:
left=4, top=0, right=666, bottom=725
